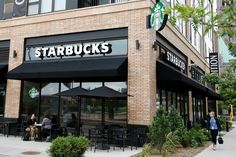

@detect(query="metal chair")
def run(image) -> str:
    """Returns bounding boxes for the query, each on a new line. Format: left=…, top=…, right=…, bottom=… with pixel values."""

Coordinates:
left=112, top=128, right=128, bottom=151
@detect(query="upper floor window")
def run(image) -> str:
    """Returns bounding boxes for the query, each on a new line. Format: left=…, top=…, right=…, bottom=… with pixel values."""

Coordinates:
left=28, top=0, right=67, bottom=15
left=4, top=0, right=13, bottom=15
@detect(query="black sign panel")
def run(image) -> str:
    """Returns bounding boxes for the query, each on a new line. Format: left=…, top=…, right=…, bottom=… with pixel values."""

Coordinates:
left=166, top=51, right=186, bottom=71
left=13, top=0, right=26, bottom=17
left=209, top=53, right=219, bottom=73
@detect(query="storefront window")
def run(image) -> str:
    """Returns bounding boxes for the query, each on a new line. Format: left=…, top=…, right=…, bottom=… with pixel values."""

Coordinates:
left=0, top=84, right=6, bottom=117
left=161, top=90, right=167, bottom=111
left=167, top=91, right=172, bottom=112
left=40, top=83, right=60, bottom=123
left=104, top=82, right=127, bottom=126
left=20, top=81, right=40, bottom=119
left=81, top=82, right=102, bottom=135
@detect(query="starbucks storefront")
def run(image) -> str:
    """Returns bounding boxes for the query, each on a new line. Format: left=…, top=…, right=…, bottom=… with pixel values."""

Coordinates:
left=8, top=28, right=129, bottom=135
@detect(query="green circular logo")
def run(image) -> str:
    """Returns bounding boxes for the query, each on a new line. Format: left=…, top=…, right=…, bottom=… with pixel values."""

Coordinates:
left=150, top=0, right=168, bottom=31
left=28, top=87, right=38, bottom=98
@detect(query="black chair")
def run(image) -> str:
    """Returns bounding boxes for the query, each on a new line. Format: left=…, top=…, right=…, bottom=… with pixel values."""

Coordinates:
left=112, top=128, right=128, bottom=151
left=89, top=128, right=109, bottom=152
left=2, top=118, right=18, bottom=137
left=50, top=124, right=60, bottom=140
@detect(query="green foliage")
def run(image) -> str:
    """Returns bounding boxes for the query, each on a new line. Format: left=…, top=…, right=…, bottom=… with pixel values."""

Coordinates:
left=176, top=127, right=189, bottom=148
left=148, top=107, right=171, bottom=153
left=203, top=61, right=236, bottom=110
left=162, top=131, right=180, bottom=157
left=187, top=126, right=209, bottom=148
left=168, top=106, right=184, bottom=132
left=141, top=144, right=152, bottom=157
left=218, top=116, right=227, bottom=130
left=166, top=0, right=236, bottom=56
left=146, top=107, right=210, bottom=156
left=48, top=136, right=90, bottom=157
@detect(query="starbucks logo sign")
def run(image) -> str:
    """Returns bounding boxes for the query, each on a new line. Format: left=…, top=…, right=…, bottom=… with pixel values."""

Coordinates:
left=15, top=0, right=25, bottom=5
left=28, top=87, right=38, bottom=98
left=150, top=0, right=168, bottom=31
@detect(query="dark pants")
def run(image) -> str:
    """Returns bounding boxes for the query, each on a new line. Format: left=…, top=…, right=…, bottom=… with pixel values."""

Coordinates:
left=210, top=129, right=218, bottom=145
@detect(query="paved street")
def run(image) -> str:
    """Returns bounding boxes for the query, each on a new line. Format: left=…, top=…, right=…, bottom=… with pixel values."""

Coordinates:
left=195, top=122, right=236, bottom=157
left=0, top=135, right=141, bottom=157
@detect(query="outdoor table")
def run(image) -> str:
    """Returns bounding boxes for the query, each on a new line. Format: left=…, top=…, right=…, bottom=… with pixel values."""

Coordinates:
left=34, top=123, right=42, bottom=141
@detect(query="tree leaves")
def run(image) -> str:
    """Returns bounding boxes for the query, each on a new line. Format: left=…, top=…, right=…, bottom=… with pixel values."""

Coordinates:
left=166, top=1, right=236, bottom=56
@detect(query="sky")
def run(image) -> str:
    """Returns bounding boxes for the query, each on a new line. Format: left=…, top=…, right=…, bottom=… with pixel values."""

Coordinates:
left=218, top=38, right=235, bottom=63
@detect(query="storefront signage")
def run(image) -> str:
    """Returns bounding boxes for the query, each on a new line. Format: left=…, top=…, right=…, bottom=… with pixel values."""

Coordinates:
left=150, top=0, right=168, bottom=31
left=209, top=53, right=219, bottom=73
left=35, top=42, right=112, bottom=58
left=28, top=87, right=38, bottom=99
left=166, top=51, right=186, bottom=71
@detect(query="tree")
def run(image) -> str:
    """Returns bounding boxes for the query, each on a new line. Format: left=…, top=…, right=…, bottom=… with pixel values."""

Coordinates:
left=165, top=0, right=236, bottom=56
left=203, top=63, right=236, bottom=109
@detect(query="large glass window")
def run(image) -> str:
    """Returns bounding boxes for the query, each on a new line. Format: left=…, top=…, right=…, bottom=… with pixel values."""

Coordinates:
left=21, top=81, right=127, bottom=136
left=60, top=82, right=80, bottom=128
left=104, top=82, right=127, bottom=126
left=40, top=83, right=60, bottom=123
left=20, top=81, right=40, bottom=120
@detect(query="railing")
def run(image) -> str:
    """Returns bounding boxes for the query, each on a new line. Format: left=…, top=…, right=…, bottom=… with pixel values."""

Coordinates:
left=78, top=0, right=128, bottom=8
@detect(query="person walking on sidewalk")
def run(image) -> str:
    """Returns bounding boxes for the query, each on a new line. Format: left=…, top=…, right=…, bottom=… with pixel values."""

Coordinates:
left=207, top=111, right=221, bottom=151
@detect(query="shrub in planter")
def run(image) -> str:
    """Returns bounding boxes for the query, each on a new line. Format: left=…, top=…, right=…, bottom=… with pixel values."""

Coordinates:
left=48, top=136, right=90, bottom=157
left=148, top=107, right=171, bottom=153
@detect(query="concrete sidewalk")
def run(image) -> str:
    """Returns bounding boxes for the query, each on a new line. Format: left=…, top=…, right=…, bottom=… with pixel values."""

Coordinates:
left=0, top=135, right=141, bottom=157
left=195, top=122, right=236, bottom=157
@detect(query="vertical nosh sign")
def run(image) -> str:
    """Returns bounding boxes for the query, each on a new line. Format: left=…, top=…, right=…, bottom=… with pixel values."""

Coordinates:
left=209, top=53, right=219, bottom=73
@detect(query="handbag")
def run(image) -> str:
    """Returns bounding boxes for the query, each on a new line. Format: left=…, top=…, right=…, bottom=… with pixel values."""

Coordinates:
left=218, top=135, right=224, bottom=144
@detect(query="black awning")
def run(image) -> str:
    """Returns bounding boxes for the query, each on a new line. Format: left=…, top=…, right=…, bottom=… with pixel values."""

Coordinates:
left=157, top=60, right=207, bottom=92
left=157, top=60, right=223, bottom=100
left=0, top=64, right=8, bottom=82
left=7, top=57, right=127, bottom=82
left=207, top=88, right=224, bottom=100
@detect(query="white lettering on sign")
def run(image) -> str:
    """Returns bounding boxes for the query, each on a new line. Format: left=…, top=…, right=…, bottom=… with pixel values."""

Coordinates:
left=209, top=53, right=219, bottom=73
left=166, top=51, right=186, bottom=71
left=34, top=43, right=112, bottom=58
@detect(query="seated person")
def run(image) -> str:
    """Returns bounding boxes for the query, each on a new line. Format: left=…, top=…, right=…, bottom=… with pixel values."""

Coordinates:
left=26, top=114, right=38, bottom=139
left=41, top=114, right=52, bottom=138
left=67, top=113, right=77, bottom=128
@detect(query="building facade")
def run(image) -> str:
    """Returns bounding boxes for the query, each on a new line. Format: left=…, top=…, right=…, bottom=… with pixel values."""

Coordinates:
left=0, top=0, right=221, bottom=135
